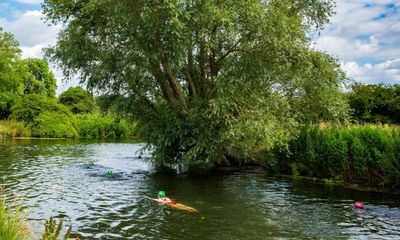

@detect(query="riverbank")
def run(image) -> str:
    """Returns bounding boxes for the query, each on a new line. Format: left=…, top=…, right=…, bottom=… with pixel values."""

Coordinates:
left=0, top=117, right=138, bottom=139
left=0, top=120, right=30, bottom=139
left=277, top=174, right=400, bottom=195
left=213, top=165, right=400, bottom=195
left=265, top=124, right=400, bottom=192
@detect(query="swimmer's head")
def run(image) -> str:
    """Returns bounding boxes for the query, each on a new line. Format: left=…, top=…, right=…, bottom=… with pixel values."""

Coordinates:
left=355, top=201, right=364, bottom=209
left=158, top=191, right=166, bottom=198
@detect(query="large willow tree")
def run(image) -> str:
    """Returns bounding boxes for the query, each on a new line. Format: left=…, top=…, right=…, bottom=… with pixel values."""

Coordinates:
left=43, top=0, right=348, bottom=168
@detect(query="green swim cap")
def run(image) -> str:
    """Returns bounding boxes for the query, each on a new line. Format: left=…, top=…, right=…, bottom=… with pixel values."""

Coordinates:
left=158, top=191, right=166, bottom=197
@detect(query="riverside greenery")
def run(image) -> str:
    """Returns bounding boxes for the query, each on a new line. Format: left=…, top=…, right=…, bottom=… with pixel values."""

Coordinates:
left=43, top=0, right=349, bottom=168
left=0, top=188, right=30, bottom=240
left=0, top=187, right=73, bottom=240
left=2, top=93, right=136, bottom=139
left=267, top=124, right=400, bottom=189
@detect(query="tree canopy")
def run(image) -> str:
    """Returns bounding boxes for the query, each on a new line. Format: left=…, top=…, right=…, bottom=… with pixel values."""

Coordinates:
left=0, top=27, right=23, bottom=119
left=43, top=0, right=349, bottom=168
left=349, top=84, right=400, bottom=124
left=0, top=27, right=59, bottom=119
left=20, top=58, right=57, bottom=97
left=59, top=86, right=96, bottom=114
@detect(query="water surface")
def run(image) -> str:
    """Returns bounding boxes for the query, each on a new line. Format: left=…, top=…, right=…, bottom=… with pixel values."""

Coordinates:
left=1, top=139, right=400, bottom=239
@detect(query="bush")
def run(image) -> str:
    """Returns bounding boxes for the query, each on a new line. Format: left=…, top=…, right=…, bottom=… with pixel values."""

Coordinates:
left=30, top=111, right=78, bottom=138
left=76, top=113, right=134, bottom=138
left=0, top=120, right=30, bottom=138
left=10, top=94, right=78, bottom=138
left=270, top=124, right=400, bottom=189
left=59, top=87, right=96, bottom=114
left=11, top=94, right=73, bottom=123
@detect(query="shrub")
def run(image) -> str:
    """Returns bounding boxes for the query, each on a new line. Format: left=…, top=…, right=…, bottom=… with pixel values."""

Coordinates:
left=0, top=120, right=30, bottom=138
left=11, top=94, right=73, bottom=123
left=271, top=124, right=400, bottom=189
left=30, top=111, right=78, bottom=138
left=11, top=94, right=78, bottom=138
left=59, top=87, right=96, bottom=114
left=76, top=113, right=134, bottom=138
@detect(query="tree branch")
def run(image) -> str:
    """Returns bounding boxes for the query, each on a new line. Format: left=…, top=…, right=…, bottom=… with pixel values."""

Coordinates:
left=162, top=54, right=188, bottom=110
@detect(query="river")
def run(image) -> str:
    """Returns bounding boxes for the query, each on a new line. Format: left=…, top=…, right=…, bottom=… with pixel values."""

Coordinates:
left=1, top=139, right=400, bottom=239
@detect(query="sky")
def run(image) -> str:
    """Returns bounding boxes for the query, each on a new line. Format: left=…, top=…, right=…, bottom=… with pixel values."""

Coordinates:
left=0, top=0, right=400, bottom=94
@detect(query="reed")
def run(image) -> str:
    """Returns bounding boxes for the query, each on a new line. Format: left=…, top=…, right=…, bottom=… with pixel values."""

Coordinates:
left=267, top=124, right=400, bottom=189
left=0, top=187, right=31, bottom=240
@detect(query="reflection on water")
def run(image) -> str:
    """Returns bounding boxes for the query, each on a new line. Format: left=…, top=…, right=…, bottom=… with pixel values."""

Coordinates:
left=1, top=139, right=400, bottom=239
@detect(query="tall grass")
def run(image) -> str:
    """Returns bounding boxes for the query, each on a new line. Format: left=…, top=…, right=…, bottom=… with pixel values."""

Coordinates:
left=0, top=120, right=30, bottom=138
left=267, top=124, right=400, bottom=189
left=0, top=187, right=31, bottom=240
left=0, top=187, right=75, bottom=240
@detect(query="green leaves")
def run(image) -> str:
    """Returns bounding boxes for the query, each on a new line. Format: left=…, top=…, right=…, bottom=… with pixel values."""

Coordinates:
left=278, top=124, right=400, bottom=188
left=42, top=217, right=73, bottom=240
left=43, top=0, right=348, bottom=169
left=348, top=84, right=400, bottom=124
left=0, top=28, right=23, bottom=119
left=0, top=27, right=58, bottom=119
left=59, top=87, right=96, bottom=114
left=20, top=58, right=57, bottom=97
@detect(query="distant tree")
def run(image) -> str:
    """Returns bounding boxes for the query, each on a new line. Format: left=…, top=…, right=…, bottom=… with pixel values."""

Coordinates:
left=0, top=27, right=23, bottom=119
left=11, top=94, right=72, bottom=123
left=388, top=85, right=400, bottom=123
left=19, top=58, right=57, bottom=97
left=349, top=84, right=400, bottom=123
left=0, top=27, right=58, bottom=119
left=58, top=87, right=96, bottom=114
left=95, top=94, right=132, bottom=116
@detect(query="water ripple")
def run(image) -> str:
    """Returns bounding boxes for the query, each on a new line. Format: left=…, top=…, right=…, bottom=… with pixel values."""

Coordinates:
left=1, top=139, right=400, bottom=239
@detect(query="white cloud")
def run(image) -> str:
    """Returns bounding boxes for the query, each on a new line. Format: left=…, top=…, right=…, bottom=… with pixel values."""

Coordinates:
left=314, top=0, right=400, bottom=84
left=15, top=0, right=42, bottom=4
left=0, top=10, right=60, bottom=47
left=315, top=36, right=380, bottom=61
left=20, top=43, right=47, bottom=59
left=342, top=59, right=400, bottom=84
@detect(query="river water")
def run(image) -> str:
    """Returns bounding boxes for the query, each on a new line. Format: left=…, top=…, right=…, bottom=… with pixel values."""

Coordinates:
left=1, top=139, right=400, bottom=239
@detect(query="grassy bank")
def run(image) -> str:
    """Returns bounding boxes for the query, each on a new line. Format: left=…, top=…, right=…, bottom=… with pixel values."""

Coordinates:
left=0, top=114, right=137, bottom=139
left=266, top=124, right=400, bottom=191
left=0, top=120, right=30, bottom=138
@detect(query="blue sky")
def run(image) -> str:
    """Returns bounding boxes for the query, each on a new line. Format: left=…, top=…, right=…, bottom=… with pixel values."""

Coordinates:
left=1, top=0, right=400, bottom=94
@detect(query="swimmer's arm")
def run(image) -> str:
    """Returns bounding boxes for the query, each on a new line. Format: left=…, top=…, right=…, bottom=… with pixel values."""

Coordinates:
left=144, top=196, right=168, bottom=203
